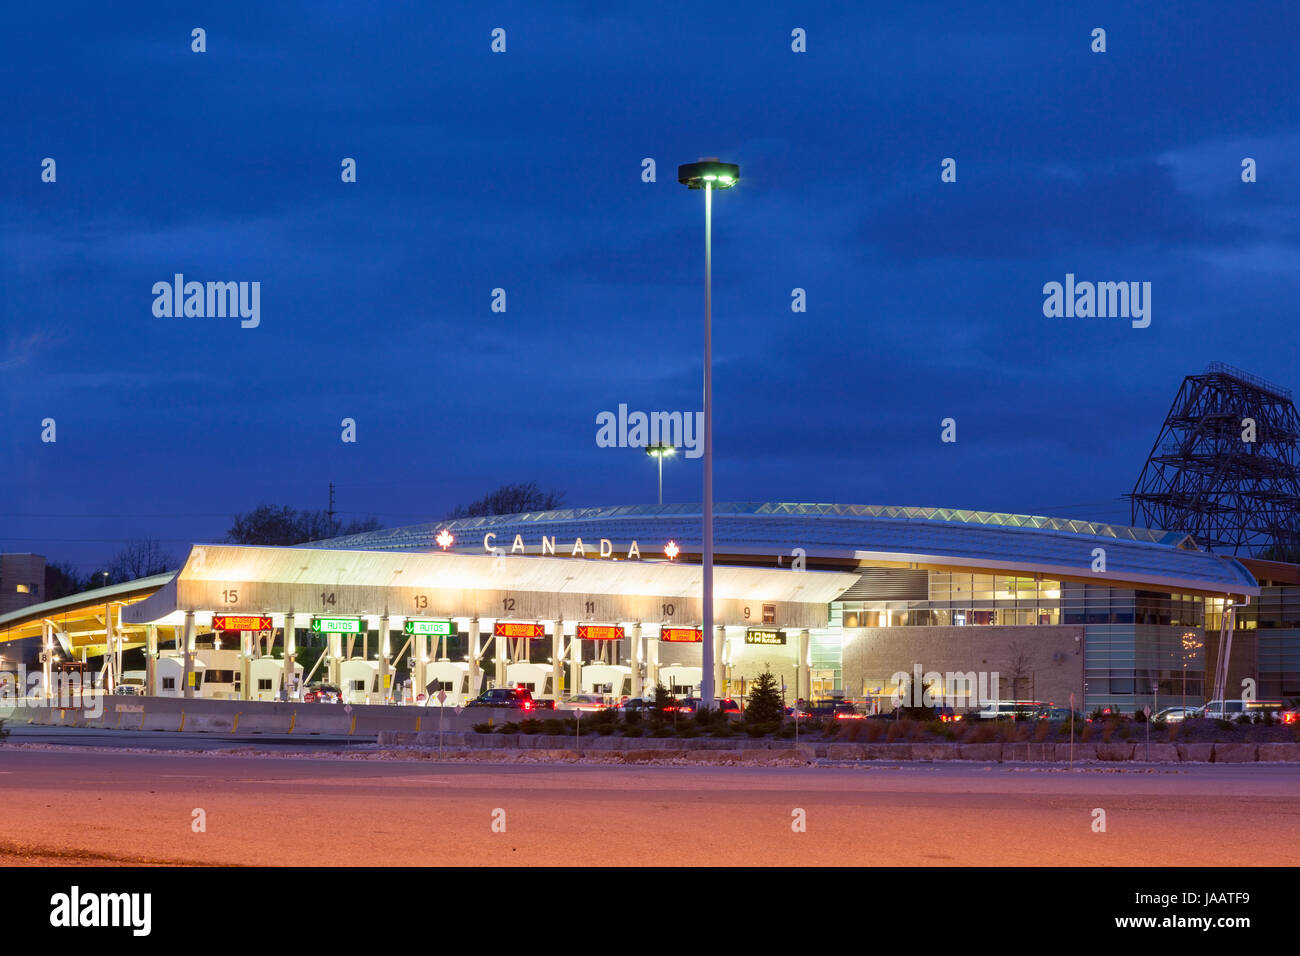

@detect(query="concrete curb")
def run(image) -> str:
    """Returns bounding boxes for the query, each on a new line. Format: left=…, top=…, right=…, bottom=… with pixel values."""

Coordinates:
left=374, top=733, right=1300, bottom=763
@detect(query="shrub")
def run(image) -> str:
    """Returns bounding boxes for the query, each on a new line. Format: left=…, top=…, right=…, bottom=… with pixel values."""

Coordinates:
left=542, top=718, right=566, bottom=735
left=518, top=719, right=543, bottom=734
left=775, top=724, right=796, bottom=739
left=495, top=721, right=519, bottom=734
left=650, top=726, right=674, bottom=738
left=1235, top=714, right=1253, bottom=725
left=596, top=724, right=616, bottom=735
left=472, top=722, right=494, bottom=734
left=710, top=723, right=735, bottom=738
left=679, top=726, right=701, bottom=739
left=863, top=720, right=886, bottom=742
left=1032, top=720, right=1051, bottom=742
left=1215, top=718, right=1236, bottom=732
left=622, top=724, right=644, bottom=738
left=886, top=719, right=912, bottom=741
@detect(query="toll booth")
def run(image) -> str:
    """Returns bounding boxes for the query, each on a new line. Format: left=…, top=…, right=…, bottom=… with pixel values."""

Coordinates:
left=248, top=656, right=303, bottom=701
left=580, top=664, right=632, bottom=702
left=423, top=660, right=479, bottom=706
left=156, top=652, right=205, bottom=697
left=340, top=658, right=381, bottom=704
left=505, top=661, right=556, bottom=700
left=658, top=665, right=702, bottom=698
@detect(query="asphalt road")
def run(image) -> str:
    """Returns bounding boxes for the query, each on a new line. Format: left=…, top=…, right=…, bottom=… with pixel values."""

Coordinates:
left=1, top=744, right=1298, bottom=866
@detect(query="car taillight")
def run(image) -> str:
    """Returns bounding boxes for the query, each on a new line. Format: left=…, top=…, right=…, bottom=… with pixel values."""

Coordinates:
left=523, top=701, right=533, bottom=710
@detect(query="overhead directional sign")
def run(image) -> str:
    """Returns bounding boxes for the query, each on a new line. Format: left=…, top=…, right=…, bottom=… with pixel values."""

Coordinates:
left=660, top=626, right=702, bottom=643
left=311, top=617, right=364, bottom=634
left=405, top=619, right=455, bottom=637
left=745, top=627, right=785, bottom=645
left=494, top=621, right=545, bottom=639
left=576, top=624, right=624, bottom=641
left=212, top=615, right=272, bottom=632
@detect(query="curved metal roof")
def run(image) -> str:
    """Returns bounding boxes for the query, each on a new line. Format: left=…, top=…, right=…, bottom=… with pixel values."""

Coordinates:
left=310, top=502, right=1259, bottom=596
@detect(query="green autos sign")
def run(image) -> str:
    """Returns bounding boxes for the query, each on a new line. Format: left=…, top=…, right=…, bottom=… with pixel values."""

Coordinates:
left=405, top=619, right=455, bottom=637
left=311, top=617, right=364, bottom=634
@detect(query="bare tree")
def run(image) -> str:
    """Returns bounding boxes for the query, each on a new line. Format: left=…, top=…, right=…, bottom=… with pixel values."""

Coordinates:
left=226, top=505, right=381, bottom=546
left=106, top=538, right=177, bottom=582
left=1005, top=640, right=1033, bottom=700
left=445, top=482, right=566, bottom=519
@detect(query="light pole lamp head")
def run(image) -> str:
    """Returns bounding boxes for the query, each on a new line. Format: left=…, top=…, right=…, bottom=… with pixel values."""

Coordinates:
left=646, top=443, right=677, bottom=458
left=678, top=159, right=739, bottom=190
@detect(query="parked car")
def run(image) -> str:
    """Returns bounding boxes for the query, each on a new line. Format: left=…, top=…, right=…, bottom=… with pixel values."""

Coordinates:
left=530, top=697, right=557, bottom=711
left=974, top=700, right=1046, bottom=721
left=112, top=684, right=141, bottom=696
left=674, top=697, right=743, bottom=716
left=1279, top=706, right=1300, bottom=726
left=1152, top=706, right=1200, bottom=723
left=618, top=697, right=655, bottom=714
left=467, top=687, right=536, bottom=710
left=303, top=683, right=342, bottom=703
left=559, top=694, right=607, bottom=712
left=804, top=700, right=860, bottom=720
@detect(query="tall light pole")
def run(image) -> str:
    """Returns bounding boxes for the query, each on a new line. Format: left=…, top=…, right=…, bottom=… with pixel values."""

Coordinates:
left=645, top=443, right=676, bottom=505
left=678, top=157, right=738, bottom=708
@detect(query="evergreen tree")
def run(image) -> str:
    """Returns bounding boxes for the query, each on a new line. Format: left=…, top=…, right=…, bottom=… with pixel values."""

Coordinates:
left=744, top=670, right=785, bottom=726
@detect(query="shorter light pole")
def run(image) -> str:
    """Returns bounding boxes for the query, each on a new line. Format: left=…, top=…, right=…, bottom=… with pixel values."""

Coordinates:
left=645, top=443, right=676, bottom=505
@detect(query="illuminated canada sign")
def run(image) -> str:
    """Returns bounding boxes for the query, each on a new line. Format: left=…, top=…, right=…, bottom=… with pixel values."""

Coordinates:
left=482, top=533, right=652, bottom=560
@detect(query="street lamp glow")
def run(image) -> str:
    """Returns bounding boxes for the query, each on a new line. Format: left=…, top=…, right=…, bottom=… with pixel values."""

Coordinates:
left=678, top=155, right=739, bottom=709
left=646, top=443, right=677, bottom=505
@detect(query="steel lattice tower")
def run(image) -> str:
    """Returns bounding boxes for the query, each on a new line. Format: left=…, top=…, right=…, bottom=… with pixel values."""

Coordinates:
left=1129, top=362, right=1300, bottom=557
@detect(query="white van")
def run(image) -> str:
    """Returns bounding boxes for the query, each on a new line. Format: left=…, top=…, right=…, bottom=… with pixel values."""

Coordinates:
left=1198, top=699, right=1282, bottom=722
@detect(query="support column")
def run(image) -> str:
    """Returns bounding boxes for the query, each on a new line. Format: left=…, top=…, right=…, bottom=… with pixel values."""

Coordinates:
left=378, top=614, right=390, bottom=703
left=646, top=633, right=660, bottom=693
left=798, top=629, right=810, bottom=704
left=181, top=611, right=196, bottom=699
left=550, top=623, right=564, bottom=703
left=712, top=626, right=725, bottom=704
left=240, top=630, right=253, bottom=701
left=569, top=635, right=582, bottom=700
left=146, top=625, right=158, bottom=697
left=328, top=633, right=342, bottom=687
left=630, top=624, right=644, bottom=698
left=104, top=602, right=116, bottom=694
left=283, top=612, right=296, bottom=700
left=413, top=633, right=427, bottom=699
left=467, top=619, right=481, bottom=698
left=41, top=622, right=53, bottom=701
left=494, top=625, right=507, bottom=689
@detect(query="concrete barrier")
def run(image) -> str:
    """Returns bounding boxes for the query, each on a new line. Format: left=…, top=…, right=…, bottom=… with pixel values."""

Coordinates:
left=1212, top=742, right=1257, bottom=763
left=1093, top=742, right=1136, bottom=761
left=1258, top=743, right=1300, bottom=762
left=958, top=742, right=1003, bottom=761
left=1177, top=742, right=1215, bottom=763
left=142, top=709, right=185, bottom=732
left=183, top=712, right=237, bottom=733
left=290, top=708, right=351, bottom=735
